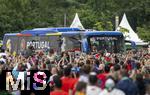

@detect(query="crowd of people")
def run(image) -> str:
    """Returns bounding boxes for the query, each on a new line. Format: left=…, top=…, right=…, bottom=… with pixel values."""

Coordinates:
left=0, top=46, right=150, bottom=95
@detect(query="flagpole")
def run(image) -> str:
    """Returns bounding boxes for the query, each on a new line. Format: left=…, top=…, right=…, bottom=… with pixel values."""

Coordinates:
left=64, top=13, right=67, bottom=27
left=115, top=16, right=119, bottom=30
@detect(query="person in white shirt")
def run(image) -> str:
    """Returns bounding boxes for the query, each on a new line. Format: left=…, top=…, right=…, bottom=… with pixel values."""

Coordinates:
left=48, top=67, right=58, bottom=86
left=86, top=72, right=102, bottom=95
left=99, top=78, right=125, bottom=95
left=78, top=64, right=91, bottom=83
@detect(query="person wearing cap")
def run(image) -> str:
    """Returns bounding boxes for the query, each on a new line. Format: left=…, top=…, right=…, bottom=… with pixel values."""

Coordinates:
left=86, top=72, right=102, bottom=95
left=99, top=78, right=125, bottom=95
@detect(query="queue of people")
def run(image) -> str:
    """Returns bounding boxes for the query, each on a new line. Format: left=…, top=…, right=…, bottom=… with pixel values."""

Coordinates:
left=0, top=47, right=150, bottom=95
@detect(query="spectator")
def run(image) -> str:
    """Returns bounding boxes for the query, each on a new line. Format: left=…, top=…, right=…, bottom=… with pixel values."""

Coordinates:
left=50, top=75, right=68, bottom=95
left=47, top=49, right=57, bottom=64
left=135, top=74, right=146, bottom=95
left=48, top=66, right=58, bottom=90
left=111, top=64, right=121, bottom=82
left=97, top=64, right=110, bottom=89
left=23, top=46, right=34, bottom=58
left=74, top=81, right=87, bottom=95
left=78, top=64, right=91, bottom=83
left=0, top=46, right=149, bottom=95
left=59, top=52, right=70, bottom=66
left=116, top=70, right=138, bottom=95
left=61, top=66, right=78, bottom=94
left=86, top=72, right=101, bottom=95
left=99, top=78, right=125, bottom=95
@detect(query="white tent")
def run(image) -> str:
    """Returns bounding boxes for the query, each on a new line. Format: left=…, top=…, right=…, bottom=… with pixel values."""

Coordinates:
left=70, top=13, right=85, bottom=30
left=117, top=13, right=144, bottom=44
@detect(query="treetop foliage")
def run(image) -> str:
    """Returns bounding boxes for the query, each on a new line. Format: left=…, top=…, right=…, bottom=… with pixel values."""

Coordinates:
left=0, top=0, right=149, bottom=41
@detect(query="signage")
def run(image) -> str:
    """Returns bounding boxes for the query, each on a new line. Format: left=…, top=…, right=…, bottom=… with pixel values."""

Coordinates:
left=26, top=41, right=50, bottom=49
left=91, top=37, right=118, bottom=41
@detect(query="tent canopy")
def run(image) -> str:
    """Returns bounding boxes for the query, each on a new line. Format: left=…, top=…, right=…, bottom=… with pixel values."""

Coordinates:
left=70, top=13, right=85, bottom=30
left=117, top=13, right=143, bottom=43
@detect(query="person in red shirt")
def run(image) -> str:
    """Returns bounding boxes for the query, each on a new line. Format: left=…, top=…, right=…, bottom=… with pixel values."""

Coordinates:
left=61, top=66, right=78, bottom=94
left=97, top=65, right=110, bottom=89
left=50, top=75, right=68, bottom=95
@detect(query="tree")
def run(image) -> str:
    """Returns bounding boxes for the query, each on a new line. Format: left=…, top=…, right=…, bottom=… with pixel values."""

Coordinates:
left=94, top=21, right=113, bottom=31
left=0, top=0, right=149, bottom=41
left=137, top=26, right=150, bottom=41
